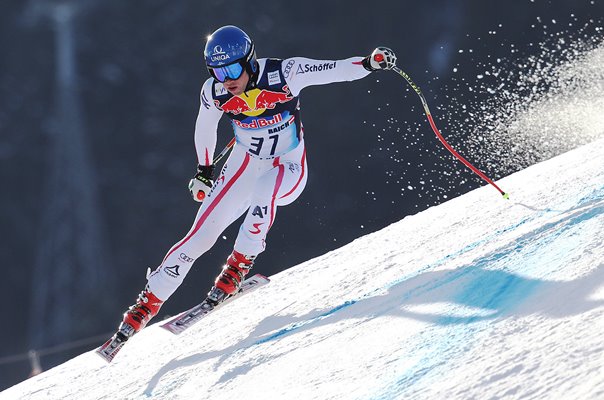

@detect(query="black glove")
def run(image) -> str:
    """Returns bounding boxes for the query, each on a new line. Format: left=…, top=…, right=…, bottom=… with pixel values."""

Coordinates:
left=188, top=164, right=215, bottom=202
left=362, top=47, right=397, bottom=71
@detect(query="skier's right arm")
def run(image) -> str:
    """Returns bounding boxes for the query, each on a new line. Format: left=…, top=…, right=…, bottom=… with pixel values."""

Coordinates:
left=190, top=78, right=223, bottom=202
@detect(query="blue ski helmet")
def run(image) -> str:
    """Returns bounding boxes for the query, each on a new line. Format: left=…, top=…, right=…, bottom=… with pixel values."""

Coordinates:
left=204, top=25, right=257, bottom=82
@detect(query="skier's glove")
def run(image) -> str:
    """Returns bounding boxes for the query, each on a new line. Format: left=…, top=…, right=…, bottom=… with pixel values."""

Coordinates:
left=362, top=47, right=397, bottom=71
left=188, top=164, right=214, bottom=202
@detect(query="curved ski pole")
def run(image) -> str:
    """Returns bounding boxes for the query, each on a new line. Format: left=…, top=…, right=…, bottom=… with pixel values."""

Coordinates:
left=392, top=66, right=509, bottom=199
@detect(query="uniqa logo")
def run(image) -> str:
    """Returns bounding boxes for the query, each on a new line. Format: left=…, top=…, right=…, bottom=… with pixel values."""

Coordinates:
left=212, top=54, right=231, bottom=61
left=212, top=45, right=230, bottom=61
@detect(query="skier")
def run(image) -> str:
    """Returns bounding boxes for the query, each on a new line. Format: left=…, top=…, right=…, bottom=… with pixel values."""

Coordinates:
left=116, top=25, right=397, bottom=339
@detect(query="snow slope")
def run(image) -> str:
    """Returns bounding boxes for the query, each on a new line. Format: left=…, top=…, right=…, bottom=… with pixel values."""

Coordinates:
left=2, top=133, right=603, bottom=398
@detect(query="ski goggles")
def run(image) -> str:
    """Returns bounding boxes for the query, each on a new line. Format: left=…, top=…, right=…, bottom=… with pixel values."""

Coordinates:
left=209, top=62, right=244, bottom=82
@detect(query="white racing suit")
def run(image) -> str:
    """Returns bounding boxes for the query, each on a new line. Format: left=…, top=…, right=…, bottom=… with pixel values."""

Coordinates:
left=147, top=57, right=370, bottom=300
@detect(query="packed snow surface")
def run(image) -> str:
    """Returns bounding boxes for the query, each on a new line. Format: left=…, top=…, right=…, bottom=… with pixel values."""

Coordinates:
left=2, top=134, right=603, bottom=399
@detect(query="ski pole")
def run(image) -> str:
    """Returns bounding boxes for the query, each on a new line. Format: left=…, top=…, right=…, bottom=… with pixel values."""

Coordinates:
left=213, top=137, right=236, bottom=164
left=392, top=66, right=509, bottom=199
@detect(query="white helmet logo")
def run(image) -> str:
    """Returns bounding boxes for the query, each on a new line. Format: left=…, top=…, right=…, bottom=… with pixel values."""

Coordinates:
left=211, top=45, right=230, bottom=62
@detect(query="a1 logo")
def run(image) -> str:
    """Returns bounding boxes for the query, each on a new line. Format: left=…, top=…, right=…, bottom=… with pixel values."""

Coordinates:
left=252, top=205, right=269, bottom=218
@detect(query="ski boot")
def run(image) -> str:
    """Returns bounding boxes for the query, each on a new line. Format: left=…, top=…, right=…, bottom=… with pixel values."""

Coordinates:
left=97, top=285, right=164, bottom=362
left=206, top=250, right=255, bottom=306
left=117, top=286, right=164, bottom=341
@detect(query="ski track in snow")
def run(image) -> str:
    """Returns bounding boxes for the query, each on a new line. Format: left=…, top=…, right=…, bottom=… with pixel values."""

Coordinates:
left=373, top=188, right=604, bottom=399
left=245, top=179, right=604, bottom=400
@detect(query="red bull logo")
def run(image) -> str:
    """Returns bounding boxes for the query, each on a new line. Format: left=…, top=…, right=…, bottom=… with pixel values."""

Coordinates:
left=233, top=113, right=283, bottom=129
left=216, top=85, right=293, bottom=116
left=215, top=96, right=251, bottom=115
left=254, top=89, right=292, bottom=110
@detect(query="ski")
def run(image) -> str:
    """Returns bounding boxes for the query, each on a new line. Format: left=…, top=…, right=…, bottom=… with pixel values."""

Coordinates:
left=95, top=274, right=270, bottom=363
left=161, top=273, right=270, bottom=335
left=96, top=326, right=133, bottom=363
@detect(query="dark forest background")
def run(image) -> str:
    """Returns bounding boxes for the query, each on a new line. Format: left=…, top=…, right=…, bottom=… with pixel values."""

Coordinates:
left=1, top=0, right=602, bottom=390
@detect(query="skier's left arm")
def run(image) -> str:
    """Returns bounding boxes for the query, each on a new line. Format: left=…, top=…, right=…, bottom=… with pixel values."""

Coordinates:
left=283, top=47, right=397, bottom=96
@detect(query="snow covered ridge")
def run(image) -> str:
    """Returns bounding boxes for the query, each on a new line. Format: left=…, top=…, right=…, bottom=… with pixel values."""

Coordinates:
left=2, top=136, right=603, bottom=399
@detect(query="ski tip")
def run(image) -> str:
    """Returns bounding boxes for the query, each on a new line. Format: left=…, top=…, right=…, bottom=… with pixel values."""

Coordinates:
left=95, top=347, right=115, bottom=363
left=95, top=336, right=126, bottom=363
left=502, top=192, right=510, bottom=200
